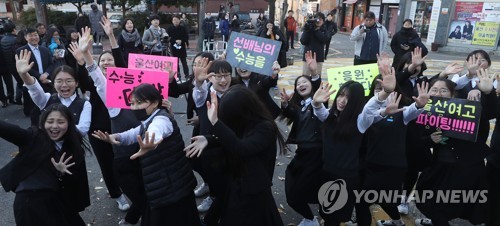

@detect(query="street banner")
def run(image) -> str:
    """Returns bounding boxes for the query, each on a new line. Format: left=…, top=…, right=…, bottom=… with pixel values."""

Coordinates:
left=326, top=63, right=379, bottom=96
left=416, top=96, right=482, bottom=142
left=226, top=32, right=282, bottom=76
left=106, top=67, right=169, bottom=109
left=128, top=53, right=178, bottom=76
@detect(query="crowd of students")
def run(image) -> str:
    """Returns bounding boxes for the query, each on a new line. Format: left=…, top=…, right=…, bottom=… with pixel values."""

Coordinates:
left=0, top=13, right=499, bottom=226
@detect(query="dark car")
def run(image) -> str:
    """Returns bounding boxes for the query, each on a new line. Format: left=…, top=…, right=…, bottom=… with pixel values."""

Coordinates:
left=236, top=12, right=254, bottom=30
left=0, top=17, right=10, bottom=34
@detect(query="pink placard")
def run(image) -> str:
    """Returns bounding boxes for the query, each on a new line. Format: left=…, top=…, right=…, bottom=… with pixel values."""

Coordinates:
left=128, top=53, right=178, bottom=77
left=106, top=67, right=169, bottom=109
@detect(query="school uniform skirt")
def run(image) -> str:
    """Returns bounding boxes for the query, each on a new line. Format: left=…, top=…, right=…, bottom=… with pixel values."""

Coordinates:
left=14, top=190, right=69, bottom=226
left=222, top=185, right=283, bottom=226
left=416, top=160, right=489, bottom=225
left=285, top=145, right=323, bottom=204
left=141, top=192, right=201, bottom=226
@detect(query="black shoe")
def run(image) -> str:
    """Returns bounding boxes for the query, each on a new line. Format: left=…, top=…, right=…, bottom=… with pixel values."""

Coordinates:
left=291, top=47, right=295, bottom=49
left=1, top=101, right=7, bottom=108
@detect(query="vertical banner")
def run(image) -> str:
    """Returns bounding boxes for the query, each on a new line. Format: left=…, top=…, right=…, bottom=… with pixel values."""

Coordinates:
left=105, top=67, right=169, bottom=109
left=326, top=63, right=379, bottom=96
left=416, top=96, right=482, bottom=142
left=225, top=32, right=282, bottom=76
left=426, top=0, right=441, bottom=45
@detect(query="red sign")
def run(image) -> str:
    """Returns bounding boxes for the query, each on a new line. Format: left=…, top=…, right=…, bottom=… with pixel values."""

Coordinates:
left=455, top=2, right=483, bottom=21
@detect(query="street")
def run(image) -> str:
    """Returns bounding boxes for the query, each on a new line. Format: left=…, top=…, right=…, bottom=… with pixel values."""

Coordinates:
left=1, top=32, right=499, bottom=226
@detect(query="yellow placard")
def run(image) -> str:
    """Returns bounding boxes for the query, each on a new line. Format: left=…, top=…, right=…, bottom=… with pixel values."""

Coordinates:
left=472, top=22, right=500, bottom=46
left=327, top=63, right=380, bottom=97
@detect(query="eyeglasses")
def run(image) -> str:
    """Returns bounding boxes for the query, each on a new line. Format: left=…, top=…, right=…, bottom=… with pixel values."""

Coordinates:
left=54, top=79, right=76, bottom=85
left=213, top=73, right=231, bottom=81
left=429, top=88, right=450, bottom=95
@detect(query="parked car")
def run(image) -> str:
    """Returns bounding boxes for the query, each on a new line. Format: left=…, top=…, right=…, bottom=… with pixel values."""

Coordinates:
left=236, top=12, right=254, bottom=30
left=109, top=14, right=124, bottom=29
left=0, top=17, right=10, bottom=34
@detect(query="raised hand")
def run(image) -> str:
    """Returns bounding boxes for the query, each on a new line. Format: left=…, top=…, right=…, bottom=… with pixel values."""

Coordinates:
left=92, top=130, right=121, bottom=144
left=440, top=62, right=464, bottom=78
left=280, top=88, right=293, bottom=105
left=130, top=132, right=163, bottom=160
left=272, top=61, right=280, bottom=77
left=51, top=152, right=75, bottom=175
left=412, top=81, right=430, bottom=108
left=184, top=135, right=208, bottom=158
left=305, top=50, right=318, bottom=75
left=78, top=26, right=93, bottom=53
left=206, top=91, right=219, bottom=125
left=467, top=89, right=481, bottom=101
left=477, top=68, right=494, bottom=94
left=467, top=55, right=481, bottom=78
left=384, top=92, right=406, bottom=116
left=15, top=49, right=34, bottom=75
left=411, top=46, right=427, bottom=66
left=312, top=82, right=336, bottom=107
left=193, top=57, right=213, bottom=85
left=430, top=131, right=444, bottom=144
left=100, top=16, right=113, bottom=37
left=68, top=42, right=84, bottom=64
left=376, top=56, right=396, bottom=94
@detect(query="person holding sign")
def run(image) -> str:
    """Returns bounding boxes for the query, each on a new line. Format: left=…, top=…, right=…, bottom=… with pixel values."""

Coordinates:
left=92, top=83, right=199, bottom=226
left=0, top=104, right=90, bottom=226
left=415, top=70, right=497, bottom=226
left=258, top=21, right=288, bottom=68
left=186, top=86, right=286, bottom=226
left=234, top=61, right=281, bottom=119
left=356, top=55, right=430, bottom=226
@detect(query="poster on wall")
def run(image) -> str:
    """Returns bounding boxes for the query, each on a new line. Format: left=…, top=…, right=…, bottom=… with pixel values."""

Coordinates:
left=454, top=2, right=483, bottom=20
left=471, top=21, right=500, bottom=46
left=481, top=3, right=500, bottom=22
left=447, top=20, right=476, bottom=45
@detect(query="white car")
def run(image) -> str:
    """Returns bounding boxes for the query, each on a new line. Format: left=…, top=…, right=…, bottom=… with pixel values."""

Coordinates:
left=109, top=14, right=124, bottom=29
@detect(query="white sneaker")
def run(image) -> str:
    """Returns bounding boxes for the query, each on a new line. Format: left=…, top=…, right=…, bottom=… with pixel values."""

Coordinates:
left=415, top=218, right=433, bottom=226
left=98, top=42, right=102, bottom=46
left=115, top=194, right=130, bottom=211
left=118, top=219, right=135, bottom=225
left=92, top=43, right=97, bottom=46
left=376, top=219, right=405, bottom=226
left=194, top=183, right=210, bottom=197
left=197, top=196, right=213, bottom=212
left=345, top=220, right=358, bottom=226
left=397, top=202, right=409, bottom=215
left=297, top=216, right=320, bottom=226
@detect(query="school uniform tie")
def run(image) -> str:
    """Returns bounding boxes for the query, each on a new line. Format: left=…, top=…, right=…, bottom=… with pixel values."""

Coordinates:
left=300, top=97, right=312, bottom=111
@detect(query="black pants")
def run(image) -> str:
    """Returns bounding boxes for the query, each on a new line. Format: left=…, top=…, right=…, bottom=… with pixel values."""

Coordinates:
left=92, top=31, right=102, bottom=44
left=353, top=57, right=377, bottom=66
left=204, top=35, right=215, bottom=50
left=356, top=163, right=406, bottom=226
left=320, top=173, right=360, bottom=226
left=142, top=193, right=201, bottom=226
left=89, top=134, right=122, bottom=198
left=178, top=57, right=189, bottom=79
left=325, top=37, right=332, bottom=58
left=114, top=156, right=146, bottom=224
left=0, top=73, right=14, bottom=102
left=286, top=31, right=295, bottom=49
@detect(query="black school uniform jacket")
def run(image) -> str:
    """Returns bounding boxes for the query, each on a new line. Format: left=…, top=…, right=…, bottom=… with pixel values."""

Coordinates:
left=0, top=122, right=90, bottom=212
left=236, top=73, right=281, bottom=119
left=209, top=120, right=277, bottom=195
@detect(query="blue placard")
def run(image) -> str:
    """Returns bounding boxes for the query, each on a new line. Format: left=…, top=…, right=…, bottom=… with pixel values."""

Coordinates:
left=226, top=32, right=282, bottom=76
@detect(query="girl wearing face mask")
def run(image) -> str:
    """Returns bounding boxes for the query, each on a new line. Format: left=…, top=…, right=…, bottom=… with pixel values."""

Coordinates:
left=258, top=21, right=288, bottom=68
left=0, top=104, right=90, bottom=226
left=43, top=27, right=67, bottom=66
left=414, top=74, right=496, bottom=226
left=390, top=19, right=427, bottom=68
left=118, top=18, right=143, bottom=63
left=356, top=55, right=430, bottom=226
left=280, top=73, right=322, bottom=226
left=93, top=83, right=199, bottom=226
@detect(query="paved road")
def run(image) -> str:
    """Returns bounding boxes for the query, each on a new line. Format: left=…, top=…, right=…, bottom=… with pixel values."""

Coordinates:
left=0, top=33, right=499, bottom=226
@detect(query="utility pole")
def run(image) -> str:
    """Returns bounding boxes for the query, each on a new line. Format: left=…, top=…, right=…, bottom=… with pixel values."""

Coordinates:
left=10, top=0, right=17, bottom=21
left=198, top=0, right=206, bottom=51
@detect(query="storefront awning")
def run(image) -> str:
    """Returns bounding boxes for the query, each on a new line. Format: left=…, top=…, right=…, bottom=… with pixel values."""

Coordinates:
left=343, top=0, right=358, bottom=5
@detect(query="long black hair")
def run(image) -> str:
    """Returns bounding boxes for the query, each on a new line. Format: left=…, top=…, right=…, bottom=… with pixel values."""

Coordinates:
left=326, top=81, right=366, bottom=139
left=39, top=104, right=89, bottom=162
left=279, top=75, right=315, bottom=125
left=43, top=27, right=60, bottom=46
left=395, top=51, right=428, bottom=74
left=219, top=85, right=286, bottom=154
